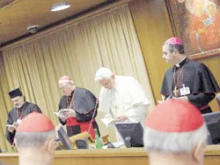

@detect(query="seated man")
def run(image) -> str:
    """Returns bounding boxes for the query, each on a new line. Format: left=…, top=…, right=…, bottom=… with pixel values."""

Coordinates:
left=144, top=99, right=208, bottom=165
left=15, top=112, right=56, bottom=165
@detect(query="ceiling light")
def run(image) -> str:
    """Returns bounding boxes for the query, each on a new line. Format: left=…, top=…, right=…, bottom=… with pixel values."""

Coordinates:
left=51, top=2, right=71, bottom=12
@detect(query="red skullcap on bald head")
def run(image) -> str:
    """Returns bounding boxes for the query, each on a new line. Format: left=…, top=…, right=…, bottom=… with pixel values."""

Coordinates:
left=145, top=99, right=204, bottom=132
left=58, top=75, right=74, bottom=84
left=16, top=112, right=55, bottom=132
left=164, top=37, right=182, bottom=45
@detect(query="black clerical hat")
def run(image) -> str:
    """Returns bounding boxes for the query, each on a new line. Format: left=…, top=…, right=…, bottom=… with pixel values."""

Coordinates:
left=8, top=88, right=23, bottom=99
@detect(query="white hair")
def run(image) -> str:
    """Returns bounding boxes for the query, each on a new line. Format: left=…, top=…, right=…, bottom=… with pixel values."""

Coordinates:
left=144, top=123, right=208, bottom=153
left=94, top=67, right=114, bottom=82
left=15, top=129, right=56, bottom=148
left=58, top=80, right=74, bottom=85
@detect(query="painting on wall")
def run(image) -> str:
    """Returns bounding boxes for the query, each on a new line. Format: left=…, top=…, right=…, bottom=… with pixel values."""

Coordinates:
left=165, top=0, right=220, bottom=59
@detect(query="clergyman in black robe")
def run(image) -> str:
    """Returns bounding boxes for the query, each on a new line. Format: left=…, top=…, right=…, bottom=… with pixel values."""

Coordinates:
left=161, top=37, right=220, bottom=114
left=6, top=88, right=42, bottom=145
left=58, top=75, right=99, bottom=139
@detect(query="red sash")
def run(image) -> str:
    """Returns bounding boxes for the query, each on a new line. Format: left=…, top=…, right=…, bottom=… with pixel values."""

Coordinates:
left=66, top=117, right=95, bottom=138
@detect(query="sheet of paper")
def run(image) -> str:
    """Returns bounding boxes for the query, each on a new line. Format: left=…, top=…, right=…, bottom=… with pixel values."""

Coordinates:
left=53, top=112, right=59, bottom=117
left=101, top=118, right=117, bottom=127
left=112, top=141, right=125, bottom=148
left=54, top=109, right=75, bottom=118
left=6, top=124, right=16, bottom=129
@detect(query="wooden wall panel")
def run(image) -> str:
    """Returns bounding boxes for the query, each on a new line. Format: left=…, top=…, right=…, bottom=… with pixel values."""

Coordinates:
left=0, top=146, right=220, bottom=165
left=199, top=56, right=220, bottom=111
left=128, top=0, right=173, bottom=102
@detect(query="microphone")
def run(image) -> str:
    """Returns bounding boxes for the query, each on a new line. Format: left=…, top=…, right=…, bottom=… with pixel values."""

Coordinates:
left=87, top=99, right=99, bottom=135
left=75, top=99, right=99, bottom=149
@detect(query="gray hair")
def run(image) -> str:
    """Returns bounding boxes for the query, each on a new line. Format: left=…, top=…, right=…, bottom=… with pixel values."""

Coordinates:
left=15, top=129, right=56, bottom=148
left=144, top=123, right=208, bottom=153
left=94, top=67, right=113, bottom=82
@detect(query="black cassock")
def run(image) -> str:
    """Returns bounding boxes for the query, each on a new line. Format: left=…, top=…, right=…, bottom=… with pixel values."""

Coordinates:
left=6, top=102, right=42, bottom=144
left=161, top=58, right=220, bottom=114
left=58, top=87, right=99, bottom=138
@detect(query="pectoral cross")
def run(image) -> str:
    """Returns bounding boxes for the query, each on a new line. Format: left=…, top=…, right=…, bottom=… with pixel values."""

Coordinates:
left=173, top=85, right=178, bottom=96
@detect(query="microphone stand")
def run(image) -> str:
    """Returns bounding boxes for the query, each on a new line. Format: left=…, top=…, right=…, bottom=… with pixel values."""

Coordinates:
left=75, top=99, right=99, bottom=149
left=87, top=99, right=99, bottom=136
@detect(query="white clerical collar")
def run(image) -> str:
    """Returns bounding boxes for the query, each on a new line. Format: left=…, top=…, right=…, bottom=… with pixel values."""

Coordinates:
left=175, top=57, right=186, bottom=68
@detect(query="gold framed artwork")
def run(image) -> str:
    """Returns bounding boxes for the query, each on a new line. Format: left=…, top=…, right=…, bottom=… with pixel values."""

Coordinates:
left=165, top=0, right=220, bottom=60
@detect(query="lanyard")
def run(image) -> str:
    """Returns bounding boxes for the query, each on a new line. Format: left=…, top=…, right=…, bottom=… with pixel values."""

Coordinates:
left=173, top=66, right=184, bottom=96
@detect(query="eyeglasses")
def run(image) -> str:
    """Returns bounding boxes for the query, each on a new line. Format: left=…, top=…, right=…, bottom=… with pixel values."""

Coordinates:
left=59, top=84, right=69, bottom=90
left=102, top=79, right=111, bottom=87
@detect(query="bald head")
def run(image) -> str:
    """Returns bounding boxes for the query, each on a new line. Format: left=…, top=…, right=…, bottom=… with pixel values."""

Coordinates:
left=58, top=75, right=75, bottom=96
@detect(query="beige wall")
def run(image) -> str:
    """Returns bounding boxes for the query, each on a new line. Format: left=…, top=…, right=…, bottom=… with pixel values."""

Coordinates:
left=128, top=0, right=173, bottom=100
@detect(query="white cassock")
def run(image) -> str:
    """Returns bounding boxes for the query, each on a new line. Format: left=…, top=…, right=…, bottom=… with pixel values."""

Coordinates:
left=99, top=75, right=150, bottom=141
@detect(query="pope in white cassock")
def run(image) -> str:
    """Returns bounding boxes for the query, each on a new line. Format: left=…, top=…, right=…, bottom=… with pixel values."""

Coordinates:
left=95, top=67, right=150, bottom=141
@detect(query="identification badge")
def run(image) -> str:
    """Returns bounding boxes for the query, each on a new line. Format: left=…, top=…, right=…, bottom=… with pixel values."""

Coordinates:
left=180, top=84, right=190, bottom=96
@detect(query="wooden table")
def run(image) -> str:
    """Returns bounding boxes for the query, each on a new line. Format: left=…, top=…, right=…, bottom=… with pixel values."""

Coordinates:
left=0, top=145, right=220, bottom=165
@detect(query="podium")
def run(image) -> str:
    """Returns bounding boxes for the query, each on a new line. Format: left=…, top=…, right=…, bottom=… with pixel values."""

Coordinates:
left=1, top=145, right=220, bottom=165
